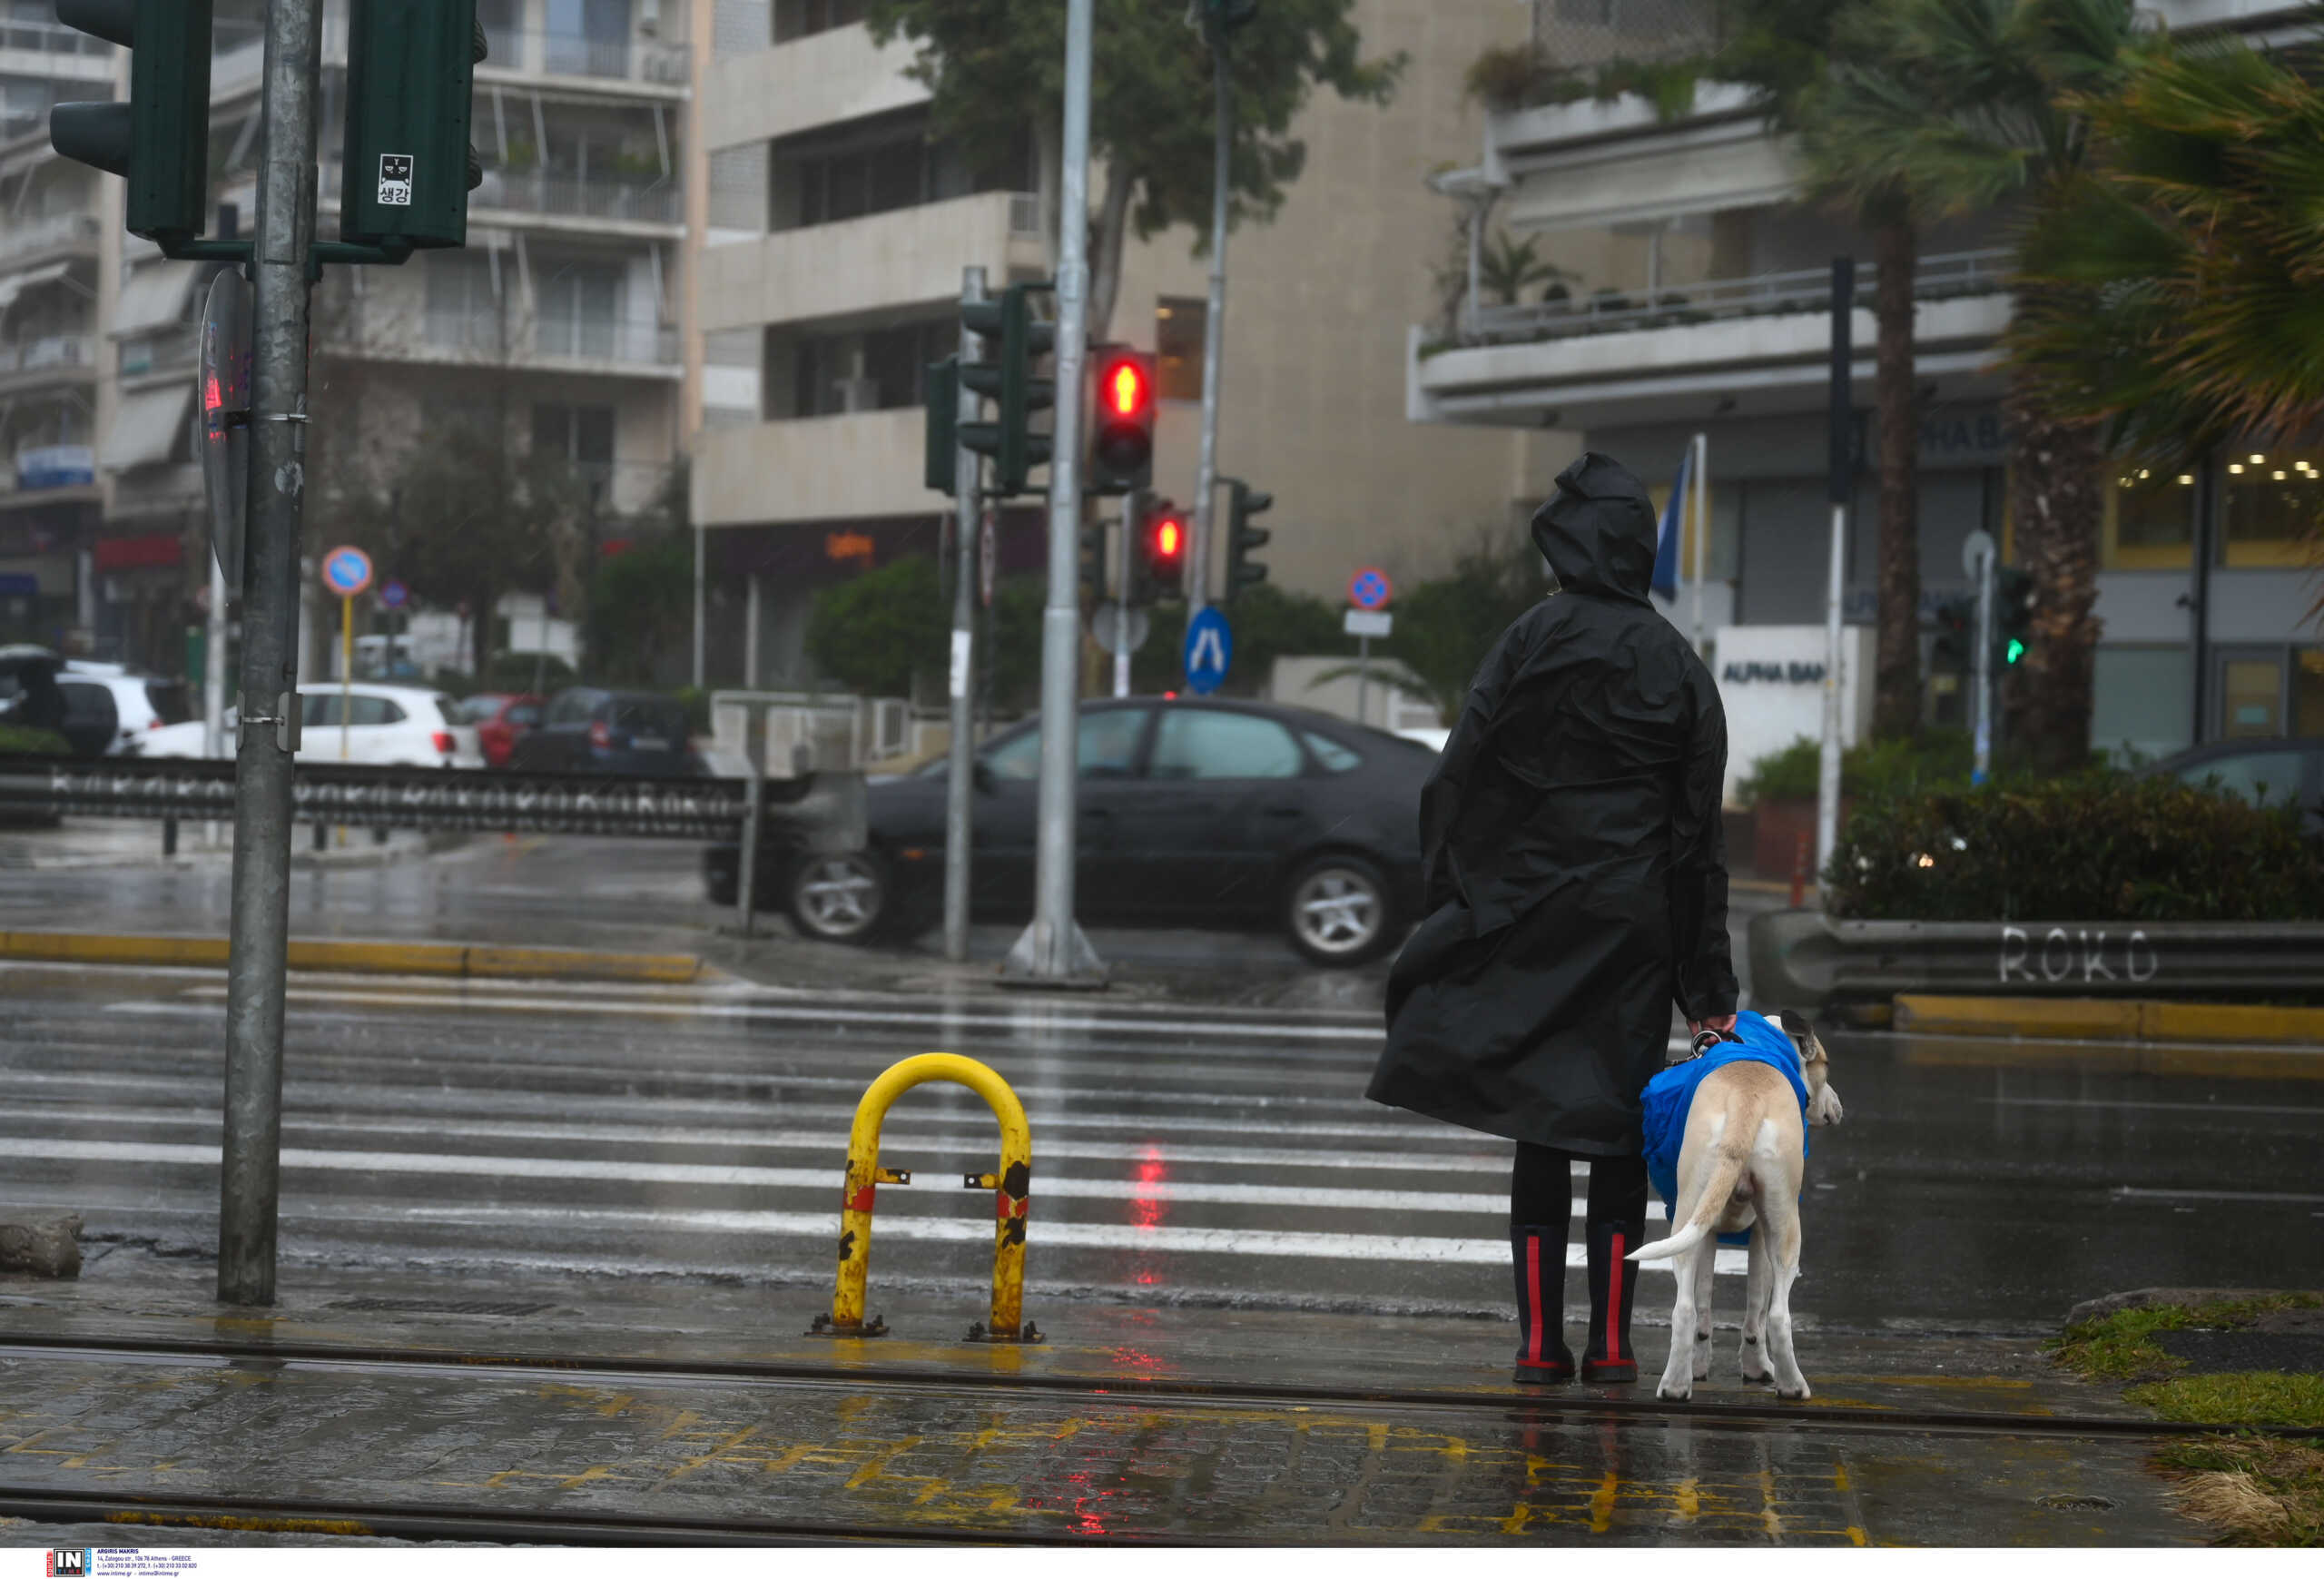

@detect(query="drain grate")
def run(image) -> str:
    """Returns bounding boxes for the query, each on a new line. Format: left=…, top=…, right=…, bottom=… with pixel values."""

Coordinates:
left=325, top=1298, right=555, bottom=1317
left=2036, top=1495, right=2117, bottom=1512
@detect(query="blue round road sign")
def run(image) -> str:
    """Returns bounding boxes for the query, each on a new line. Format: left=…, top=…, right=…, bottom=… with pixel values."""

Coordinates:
left=1349, top=567, right=1393, bottom=611
left=321, top=545, right=373, bottom=597
left=379, top=578, right=409, bottom=609
left=1183, top=606, right=1233, bottom=696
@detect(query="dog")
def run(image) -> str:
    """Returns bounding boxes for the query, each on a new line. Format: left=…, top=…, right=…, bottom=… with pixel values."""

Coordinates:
left=1628, top=1009, right=1843, bottom=1402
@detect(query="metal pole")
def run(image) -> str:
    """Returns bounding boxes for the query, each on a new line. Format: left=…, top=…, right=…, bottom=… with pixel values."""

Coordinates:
left=692, top=519, right=704, bottom=689
left=219, top=0, right=322, bottom=1308
left=942, top=266, right=987, bottom=965
left=744, top=574, right=761, bottom=689
left=1187, top=32, right=1232, bottom=623
left=1355, top=635, right=1371, bottom=727
left=735, top=731, right=763, bottom=938
left=1816, top=257, right=1855, bottom=883
left=1972, top=540, right=1994, bottom=785
left=1111, top=504, right=1130, bottom=699
left=1001, top=0, right=1103, bottom=986
left=1689, top=430, right=1709, bottom=656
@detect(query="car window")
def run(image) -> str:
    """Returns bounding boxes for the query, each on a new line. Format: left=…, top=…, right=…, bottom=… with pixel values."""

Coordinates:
left=144, top=681, right=192, bottom=725
left=452, top=696, right=497, bottom=724
left=507, top=704, right=541, bottom=728
left=1150, top=710, right=1303, bottom=780
left=614, top=698, right=682, bottom=736
left=546, top=691, right=595, bottom=726
left=2179, top=750, right=2307, bottom=808
left=431, top=696, right=465, bottom=726
left=347, top=696, right=402, bottom=726
left=982, top=708, right=1150, bottom=781
left=301, top=693, right=343, bottom=727
left=1302, top=731, right=1363, bottom=774
left=59, top=681, right=116, bottom=731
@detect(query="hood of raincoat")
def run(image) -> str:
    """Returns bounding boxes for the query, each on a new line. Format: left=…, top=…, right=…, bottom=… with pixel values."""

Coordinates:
left=1529, top=451, right=1658, bottom=606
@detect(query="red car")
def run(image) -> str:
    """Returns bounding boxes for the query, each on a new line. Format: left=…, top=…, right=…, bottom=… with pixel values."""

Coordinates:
left=455, top=692, right=544, bottom=769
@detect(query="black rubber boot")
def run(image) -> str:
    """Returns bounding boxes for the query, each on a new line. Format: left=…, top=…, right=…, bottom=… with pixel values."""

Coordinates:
left=1580, top=1218, right=1644, bottom=1383
left=1510, top=1223, right=1575, bottom=1383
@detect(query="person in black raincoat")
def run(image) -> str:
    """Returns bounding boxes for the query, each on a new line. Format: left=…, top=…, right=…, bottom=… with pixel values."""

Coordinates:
left=1367, top=452, right=1737, bottom=1384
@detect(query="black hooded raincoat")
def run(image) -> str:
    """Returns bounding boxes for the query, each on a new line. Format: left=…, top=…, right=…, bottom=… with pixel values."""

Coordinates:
left=1367, top=452, right=1738, bottom=1157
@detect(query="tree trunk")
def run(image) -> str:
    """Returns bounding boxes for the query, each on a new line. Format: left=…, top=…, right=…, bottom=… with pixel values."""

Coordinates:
left=1035, top=117, right=1063, bottom=275
left=2003, top=356, right=2105, bottom=774
left=1872, top=214, right=1922, bottom=741
left=1086, top=153, right=1135, bottom=344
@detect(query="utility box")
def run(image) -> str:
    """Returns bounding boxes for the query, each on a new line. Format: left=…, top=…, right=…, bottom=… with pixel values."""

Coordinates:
left=340, top=0, right=484, bottom=251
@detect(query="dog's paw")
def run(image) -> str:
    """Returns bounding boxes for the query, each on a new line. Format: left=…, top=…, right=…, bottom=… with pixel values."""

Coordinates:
left=1776, top=1382, right=1811, bottom=1402
left=1656, top=1380, right=1693, bottom=1402
left=1693, top=1348, right=1711, bottom=1379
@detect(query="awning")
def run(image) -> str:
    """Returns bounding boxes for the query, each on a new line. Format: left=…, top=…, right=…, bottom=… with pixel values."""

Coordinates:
left=102, top=385, right=193, bottom=471
left=111, top=260, right=200, bottom=338
left=0, top=261, right=75, bottom=317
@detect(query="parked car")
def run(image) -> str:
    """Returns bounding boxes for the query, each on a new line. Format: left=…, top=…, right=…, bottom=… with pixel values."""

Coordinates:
left=0, top=645, right=67, bottom=738
left=453, top=691, right=544, bottom=769
left=54, top=661, right=193, bottom=759
left=704, top=696, right=1434, bottom=966
left=508, top=687, right=697, bottom=777
left=149, top=684, right=481, bottom=766
left=2139, top=736, right=2324, bottom=830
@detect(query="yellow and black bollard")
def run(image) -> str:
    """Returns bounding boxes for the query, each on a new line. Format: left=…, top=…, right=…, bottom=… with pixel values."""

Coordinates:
left=810, top=1052, right=1041, bottom=1344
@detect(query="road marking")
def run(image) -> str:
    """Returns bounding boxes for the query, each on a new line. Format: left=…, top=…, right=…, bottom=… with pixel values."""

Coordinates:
left=6, top=1136, right=1670, bottom=1219
left=1987, top=1096, right=2324, bottom=1116
left=2109, top=1186, right=2324, bottom=1205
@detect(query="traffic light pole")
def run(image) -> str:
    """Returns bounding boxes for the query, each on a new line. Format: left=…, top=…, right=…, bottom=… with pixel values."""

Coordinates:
left=1187, top=32, right=1232, bottom=621
left=1112, top=504, right=1132, bottom=699
left=1972, top=540, right=1995, bottom=785
left=1002, top=0, right=1104, bottom=988
left=943, top=266, right=988, bottom=965
left=219, top=0, right=322, bottom=1307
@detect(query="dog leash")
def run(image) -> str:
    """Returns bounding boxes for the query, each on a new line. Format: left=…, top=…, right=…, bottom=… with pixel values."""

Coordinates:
left=1680, top=1026, right=1744, bottom=1062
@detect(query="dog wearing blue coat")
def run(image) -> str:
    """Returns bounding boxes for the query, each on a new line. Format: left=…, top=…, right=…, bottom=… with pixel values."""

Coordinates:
left=1628, top=1009, right=1843, bottom=1401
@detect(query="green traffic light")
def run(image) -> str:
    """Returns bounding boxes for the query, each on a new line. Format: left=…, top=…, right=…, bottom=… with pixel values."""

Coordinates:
left=2006, top=638, right=2026, bottom=665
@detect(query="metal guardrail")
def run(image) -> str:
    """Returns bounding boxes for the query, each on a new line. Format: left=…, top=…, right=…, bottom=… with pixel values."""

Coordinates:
left=0, top=755, right=866, bottom=848
left=1748, top=909, right=2324, bottom=1012
left=1459, top=248, right=2013, bottom=347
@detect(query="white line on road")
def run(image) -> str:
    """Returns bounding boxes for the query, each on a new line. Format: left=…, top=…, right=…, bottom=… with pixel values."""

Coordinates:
left=2109, top=1186, right=2324, bottom=1205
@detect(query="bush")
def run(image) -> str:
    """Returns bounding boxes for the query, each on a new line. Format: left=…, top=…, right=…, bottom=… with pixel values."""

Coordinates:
left=805, top=555, right=945, bottom=698
left=1827, top=776, right=2324, bottom=922
left=0, top=725, right=68, bottom=756
left=481, top=653, right=576, bottom=694
left=1738, top=731, right=1974, bottom=808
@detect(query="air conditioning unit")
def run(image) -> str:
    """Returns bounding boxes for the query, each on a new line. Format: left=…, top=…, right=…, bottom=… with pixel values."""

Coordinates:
left=868, top=697, right=909, bottom=759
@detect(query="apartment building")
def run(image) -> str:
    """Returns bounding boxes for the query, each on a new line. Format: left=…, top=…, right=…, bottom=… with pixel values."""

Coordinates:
left=689, top=0, right=1564, bottom=689
left=1410, top=0, right=2320, bottom=767
left=1, top=0, right=699, bottom=678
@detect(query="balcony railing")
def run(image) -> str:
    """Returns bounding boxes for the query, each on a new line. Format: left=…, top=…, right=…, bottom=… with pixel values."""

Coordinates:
left=1447, top=248, right=2014, bottom=350
left=481, top=27, right=691, bottom=86
left=418, top=311, right=678, bottom=370
left=0, top=17, right=109, bottom=56
left=0, top=334, right=95, bottom=376
left=472, top=170, right=684, bottom=225
left=0, top=212, right=100, bottom=267
left=118, top=325, right=200, bottom=380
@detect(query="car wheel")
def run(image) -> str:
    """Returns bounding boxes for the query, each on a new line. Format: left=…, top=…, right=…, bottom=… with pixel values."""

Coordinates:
left=1283, top=853, right=1393, bottom=967
left=786, top=850, right=890, bottom=944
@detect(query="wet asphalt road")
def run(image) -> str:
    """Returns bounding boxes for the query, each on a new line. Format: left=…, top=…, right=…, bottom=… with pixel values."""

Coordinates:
left=1, top=831, right=2317, bottom=1332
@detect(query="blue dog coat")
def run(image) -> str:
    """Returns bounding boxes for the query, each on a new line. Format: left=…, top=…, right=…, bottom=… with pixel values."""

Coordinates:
left=1640, top=1010, right=1809, bottom=1248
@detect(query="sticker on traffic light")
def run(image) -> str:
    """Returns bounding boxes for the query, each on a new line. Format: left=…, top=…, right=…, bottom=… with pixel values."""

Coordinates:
left=340, top=0, right=489, bottom=251
left=1088, top=346, right=1157, bottom=495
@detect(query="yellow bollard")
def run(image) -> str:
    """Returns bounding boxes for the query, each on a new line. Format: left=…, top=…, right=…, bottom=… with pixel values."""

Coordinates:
left=810, top=1052, right=1041, bottom=1344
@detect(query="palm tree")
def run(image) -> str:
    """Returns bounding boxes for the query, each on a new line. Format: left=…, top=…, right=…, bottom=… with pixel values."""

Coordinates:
left=1780, top=0, right=2146, bottom=772
left=2012, top=25, right=2324, bottom=462
left=1717, top=0, right=1932, bottom=741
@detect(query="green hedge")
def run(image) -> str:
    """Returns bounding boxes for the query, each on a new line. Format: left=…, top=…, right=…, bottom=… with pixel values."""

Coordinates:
left=1827, top=776, right=2324, bottom=922
left=1738, top=731, right=1974, bottom=808
left=0, top=725, right=68, bottom=756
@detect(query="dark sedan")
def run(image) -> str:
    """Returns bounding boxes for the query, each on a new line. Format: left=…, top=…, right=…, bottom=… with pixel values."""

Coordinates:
left=2138, top=735, right=2324, bottom=829
left=507, top=687, right=698, bottom=777
left=704, top=696, right=1435, bottom=966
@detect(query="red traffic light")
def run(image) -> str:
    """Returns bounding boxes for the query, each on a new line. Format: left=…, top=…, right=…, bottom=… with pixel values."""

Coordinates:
left=1107, top=358, right=1149, bottom=418
left=1153, top=516, right=1184, bottom=560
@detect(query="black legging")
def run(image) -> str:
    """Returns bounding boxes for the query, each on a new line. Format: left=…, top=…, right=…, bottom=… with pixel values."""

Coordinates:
left=1511, top=1142, right=1647, bottom=1235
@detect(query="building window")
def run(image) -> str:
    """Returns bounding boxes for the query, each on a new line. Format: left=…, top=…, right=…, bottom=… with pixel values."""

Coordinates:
left=425, top=253, right=499, bottom=351
left=1157, top=297, right=1205, bottom=401
left=2103, top=466, right=2196, bottom=570
left=545, top=0, right=632, bottom=78
left=536, top=262, right=625, bottom=360
left=533, top=403, right=615, bottom=502
left=2220, top=447, right=2323, bottom=567
left=769, top=110, right=1031, bottom=233
left=773, top=0, right=867, bottom=44
left=773, top=318, right=950, bottom=418
left=2091, top=646, right=2193, bottom=765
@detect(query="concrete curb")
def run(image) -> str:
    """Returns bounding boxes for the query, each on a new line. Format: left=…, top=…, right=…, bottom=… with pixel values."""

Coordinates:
left=0, top=930, right=704, bottom=984
left=1896, top=993, right=2324, bottom=1046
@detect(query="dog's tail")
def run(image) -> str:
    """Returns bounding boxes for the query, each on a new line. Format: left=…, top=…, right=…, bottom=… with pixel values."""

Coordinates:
left=1627, top=1148, right=1746, bottom=1263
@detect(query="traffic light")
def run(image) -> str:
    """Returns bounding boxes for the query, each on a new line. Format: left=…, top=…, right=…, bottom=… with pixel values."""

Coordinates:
left=1994, top=567, right=2034, bottom=668
left=1086, top=346, right=1157, bottom=495
left=341, top=0, right=487, bottom=252
left=1224, top=478, right=1273, bottom=601
left=1132, top=495, right=1187, bottom=604
left=923, top=356, right=959, bottom=494
left=48, top=0, right=214, bottom=249
left=960, top=283, right=1056, bottom=498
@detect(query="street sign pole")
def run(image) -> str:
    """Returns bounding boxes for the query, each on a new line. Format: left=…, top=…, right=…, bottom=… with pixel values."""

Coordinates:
left=219, top=0, right=323, bottom=1308
left=1816, top=258, right=1855, bottom=884
left=942, top=266, right=987, bottom=966
left=1356, top=635, right=1371, bottom=727
left=1969, top=533, right=1996, bottom=785
left=1188, top=19, right=1233, bottom=622
left=1002, top=0, right=1105, bottom=988
left=1112, top=502, right=1131, bottom=700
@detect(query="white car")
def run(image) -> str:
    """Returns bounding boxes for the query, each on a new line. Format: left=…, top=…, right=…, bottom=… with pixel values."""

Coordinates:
left=56, top=661, right=194, bottom=757
left=143, top=683, right=483, bottom=768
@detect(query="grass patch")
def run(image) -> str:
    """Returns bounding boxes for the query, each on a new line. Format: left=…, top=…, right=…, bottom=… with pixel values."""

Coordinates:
left=2129, top=1372, right=2324, bottom=1431
left=2050, top=1292, right=2320, bottom=1383
left=2155, top=1435, right=2324, bottom=1546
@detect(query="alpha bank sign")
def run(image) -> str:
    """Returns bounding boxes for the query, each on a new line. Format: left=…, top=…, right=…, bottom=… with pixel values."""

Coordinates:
left=1710, top=625, right=1872, bottom=808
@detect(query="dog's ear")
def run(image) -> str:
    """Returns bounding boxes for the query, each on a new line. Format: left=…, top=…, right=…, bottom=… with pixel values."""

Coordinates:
left=1776, top=1008, right=1825, bottom=1062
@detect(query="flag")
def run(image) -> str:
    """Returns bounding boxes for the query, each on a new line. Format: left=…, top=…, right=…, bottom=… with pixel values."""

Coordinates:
left=1649, top=445, right=1691, bottom=603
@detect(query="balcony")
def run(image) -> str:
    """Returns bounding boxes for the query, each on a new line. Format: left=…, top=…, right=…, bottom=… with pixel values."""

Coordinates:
left=0, top=16, right=114, bottom=84
left=479, top=27, right=690, bottom=90
left=117, top=324, right=200, bottom=382
left=699, top=190, right=1045, bottom=334
left=704, top=20, right=926, bottom=152
left=332, top=307, right=682, bottom=377
left=1412, top=251, right=2014, bottom=431
left=0, top=333, right=96, bottom=390
left=694, top=408, right=931, bottom=528
left=472, top=170, right=684, bottom=229
left=0, top=213, right=100, bottom=270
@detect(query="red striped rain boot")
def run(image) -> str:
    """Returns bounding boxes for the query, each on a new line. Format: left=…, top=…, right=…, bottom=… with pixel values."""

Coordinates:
left=1511, top=1224, right=1576, bottom=1384
left=1581, top=1218, right=1643, bottom=1383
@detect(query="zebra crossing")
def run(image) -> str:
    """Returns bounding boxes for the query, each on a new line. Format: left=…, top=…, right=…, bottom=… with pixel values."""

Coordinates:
left=0, top=965, right=1743, bottom=1312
